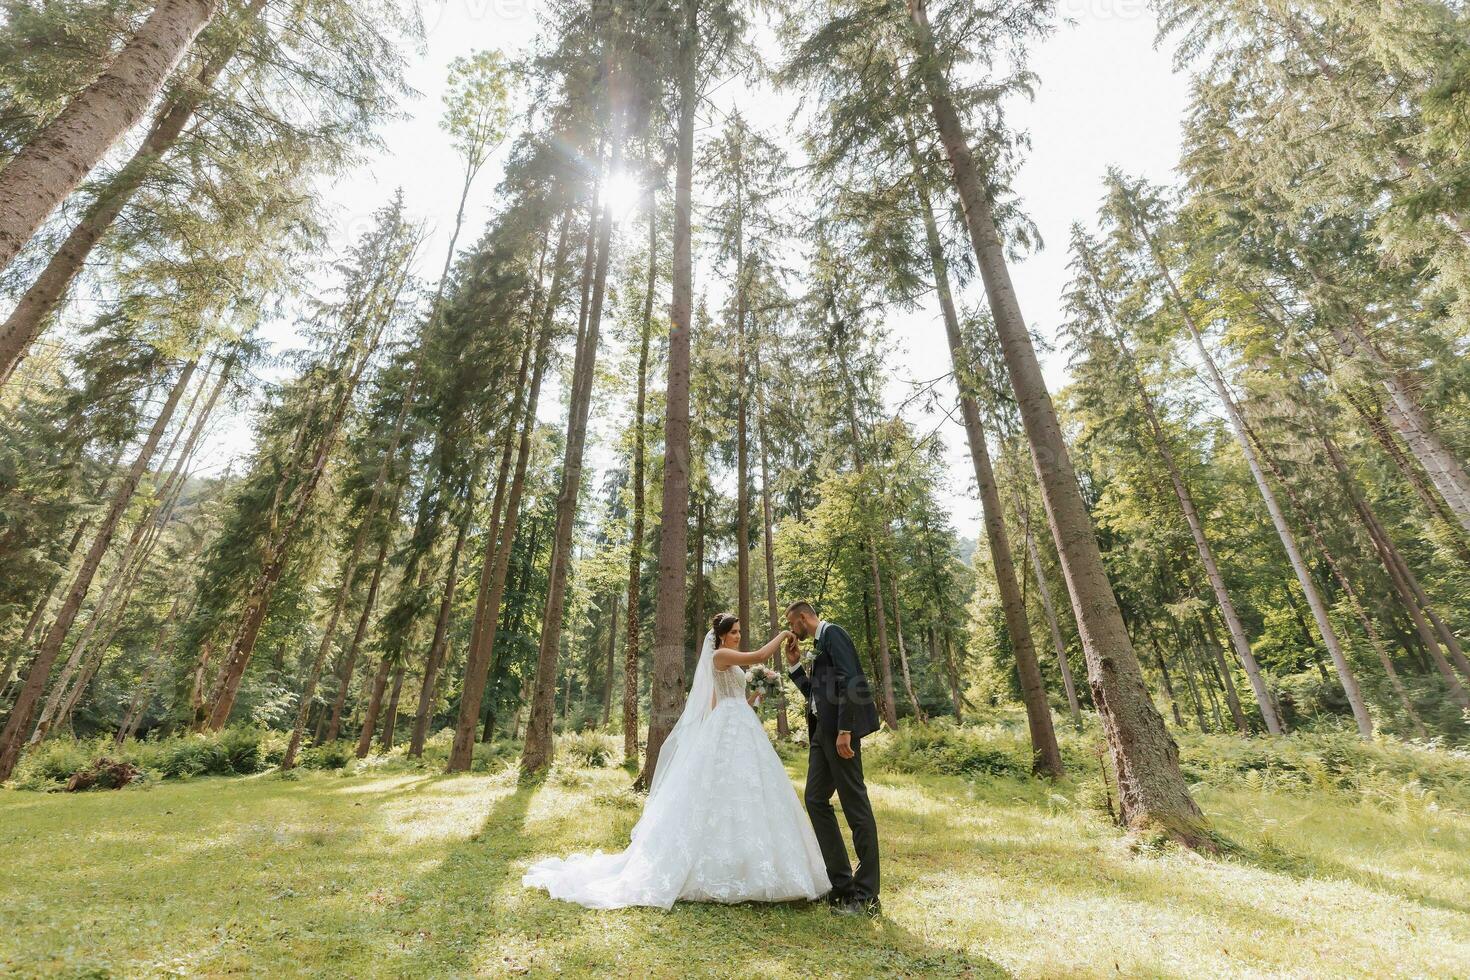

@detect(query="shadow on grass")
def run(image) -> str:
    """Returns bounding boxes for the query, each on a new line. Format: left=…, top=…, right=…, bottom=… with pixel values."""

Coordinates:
left=537, top=899, right=1015, bottom=978
left=372, top=780, right=543, bottom=974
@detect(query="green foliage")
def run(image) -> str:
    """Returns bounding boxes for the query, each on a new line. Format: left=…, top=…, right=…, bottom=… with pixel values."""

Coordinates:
left=1176, top=729, right=1470, bottom=810
left=870, top=719, right=1029, bottom=778
left=555, top=730, right=621, bottom=769
left=297, top=740, right=354, bottom=771
left=10, top=727, right=277, bottom=789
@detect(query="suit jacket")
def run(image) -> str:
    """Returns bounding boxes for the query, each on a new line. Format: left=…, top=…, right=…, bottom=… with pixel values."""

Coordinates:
left=788, top=622, right=881, bottom=742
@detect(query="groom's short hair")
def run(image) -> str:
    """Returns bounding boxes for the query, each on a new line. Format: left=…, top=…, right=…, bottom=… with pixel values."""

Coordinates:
left=785, top=601, right=817, bottom=619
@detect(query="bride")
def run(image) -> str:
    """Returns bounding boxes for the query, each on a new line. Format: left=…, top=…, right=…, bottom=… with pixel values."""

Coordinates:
left=521, top=612, right=831, bottom=909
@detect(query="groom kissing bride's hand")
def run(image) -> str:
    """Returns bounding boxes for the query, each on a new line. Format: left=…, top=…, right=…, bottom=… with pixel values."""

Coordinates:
left=782, top=601, right=881, bottom=914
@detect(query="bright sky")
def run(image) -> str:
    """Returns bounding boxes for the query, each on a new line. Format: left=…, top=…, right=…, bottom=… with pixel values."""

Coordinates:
left=228, top=0, right=1191, bottom=540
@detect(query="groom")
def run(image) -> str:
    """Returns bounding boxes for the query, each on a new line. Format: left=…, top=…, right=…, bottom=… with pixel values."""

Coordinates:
left=783, top=601, right=881, bottom=916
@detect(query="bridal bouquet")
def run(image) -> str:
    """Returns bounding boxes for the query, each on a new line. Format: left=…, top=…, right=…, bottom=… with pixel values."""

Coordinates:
left=746, top=665, right=782, bottom=704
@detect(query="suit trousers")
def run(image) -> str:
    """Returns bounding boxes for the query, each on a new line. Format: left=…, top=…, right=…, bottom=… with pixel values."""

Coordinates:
left=804, top=724, right=880, bottom=901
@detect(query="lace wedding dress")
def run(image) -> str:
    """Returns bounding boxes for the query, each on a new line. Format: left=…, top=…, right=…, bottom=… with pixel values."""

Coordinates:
left=522, top=631, right=830, bottom=909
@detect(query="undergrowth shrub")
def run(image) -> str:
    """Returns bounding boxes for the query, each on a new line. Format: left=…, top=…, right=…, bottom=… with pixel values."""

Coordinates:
left=1175, top=730, right=1470, bottom=810
left=559, top=730, right=621, bottom=769
left=9, top=727, right=274, bottom=789
left=872, top=719, right=1029, bottom=778
left=299, top=740, right=353, bottom=770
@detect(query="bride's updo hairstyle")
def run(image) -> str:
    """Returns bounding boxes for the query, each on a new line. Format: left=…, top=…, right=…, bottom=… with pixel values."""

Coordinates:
left=712, top=612, right=739, bottom=647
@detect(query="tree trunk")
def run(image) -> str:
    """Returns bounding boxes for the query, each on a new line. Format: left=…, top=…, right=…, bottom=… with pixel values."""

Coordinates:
left=276, top=365, right=408, bottom=763
left=520, top=137, right=619, bottom=775
left=35, top=364, right=212, bottom=742
left=602, top=595, right=617, bottom=727
left=690, top=494, right=705, bottom=678
left=753, top=337, right=788, bottom=737
left=907, top=136, right=1060, bottom=770
left=1247, top=425, right=1469, bottom=714
left=1339, top=386, right=1470, bottom=563
left=325, top=537, right=389, bottom=743
left=0, top=0, right=216, bottom=283
left=114, top=595, right=187, bottom=748
left=379, top=665, right=405, bottom=751
left=1079, top=250, right=1282, bottom=734
left=642, top=0, right=697, bottom=790
left=1121, top=190, right=1374, bottom=738
left=407, top=475, right=478, bottom=758
left=1200, top=620, right=1248, bottom=733
left=735, top=173, right=752, bottom=653
left=355, top=657, right=391, bottom=758
left=205, top=279, right=395, bottom=730
left=447, top=212, right=570, bottom=772
left=828, top=333, right=900, bottom=730
left=0, top=357, right=195, bottom=781
left=1328, top=321, right=1470, bottom=533
left=623, top=195, right=656, bottom=763
left=1150, top=633, right=1185, bottom=728
left=890, top=576, right=924, bottom=723
left=1324, top=435, right=1470, bottom=683
left=1025, top=523, right=1083, bottom=731
left=941, top=629, right=965, bottom=722
left=906, top=3, right=1202, bottom=840
left=0, top=0, right=265, bottom=383
left=1158, top=626, right=1206, bottom=730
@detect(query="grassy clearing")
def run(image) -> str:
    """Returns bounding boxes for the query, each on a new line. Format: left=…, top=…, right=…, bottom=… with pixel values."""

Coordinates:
left=2, top=725, right=1468, bottom=978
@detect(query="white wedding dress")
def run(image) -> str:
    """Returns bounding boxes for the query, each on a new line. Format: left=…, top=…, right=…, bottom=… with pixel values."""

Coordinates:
left=522, top=631, right=830, bottom=909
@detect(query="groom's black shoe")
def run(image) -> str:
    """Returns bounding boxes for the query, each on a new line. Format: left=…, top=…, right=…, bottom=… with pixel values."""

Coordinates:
left=833, top=895, right=881, bottom=917
left=823, top=887, right=853, bottom=907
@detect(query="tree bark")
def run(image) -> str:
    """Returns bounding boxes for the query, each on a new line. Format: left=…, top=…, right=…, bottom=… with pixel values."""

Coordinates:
left=602, top=595, right=617, bottom=727
left=1025, top=523, right=1082, bottom=731
left=907, top=3, right=1201, bottom=838
left=520, top=138, right=619, bottom=775
left=690, top=495, right=705, bottom=679
left=379, top=664, right=405, bottom=751
left=941, top=629, right=964, bottom=722
left=827, top=330, right=901, bottom=730
left=623, top=194, right=656, bottom=762
left=283, top=411, right=420, bottom=769
left=114, top=594, right=188, bottom=748
left=890, top=576, right=924, bottom=722
left=1324, top=435, right=1470, bottom=684
left=354, top=656, right=391, bottom=758
left=753, top=333, right=788, bottom=737
left=642, top=0, right=697, bottom=790
left=1200, top=619, right=1248, bottom=733
left=1327, top=321, right=1470, bottom=533
left=0, top=357, right=195, bottom=781
left=407, top=475, right=478, bottom=758
left=205, top=265, right=399, bottom=729
left=325, top=536, right=389, bottom=743
left=1078, top=248, right=1282, bottom=733
left=1339, top=386, right=1470, bottom=563
left=1247, top=425, right=1469, bottom=715
left=446, top=212, right=570, bottom=772
left=1150, top=632, right=1185, bottom=728
left=907, top=134, right=1060, bottom=770
left=0, top=0, right=216, bottom=282
left=1120, top=187, right=1374, bottom=738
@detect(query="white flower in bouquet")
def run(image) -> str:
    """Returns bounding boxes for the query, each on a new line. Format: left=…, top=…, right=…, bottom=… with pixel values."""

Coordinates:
left=746, top=665, right=782, bottom=703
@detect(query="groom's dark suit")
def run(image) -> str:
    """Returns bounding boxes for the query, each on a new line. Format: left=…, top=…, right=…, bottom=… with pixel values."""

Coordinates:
left=788, top=621, right=881, bottom=903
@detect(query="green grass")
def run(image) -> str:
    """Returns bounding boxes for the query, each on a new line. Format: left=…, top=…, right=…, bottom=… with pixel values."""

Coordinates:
left=2, top=728, right=1468, bottom=978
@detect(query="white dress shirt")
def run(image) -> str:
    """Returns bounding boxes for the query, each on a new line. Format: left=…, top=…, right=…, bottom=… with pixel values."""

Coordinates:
left=790, top=621, right=846, bottom=734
